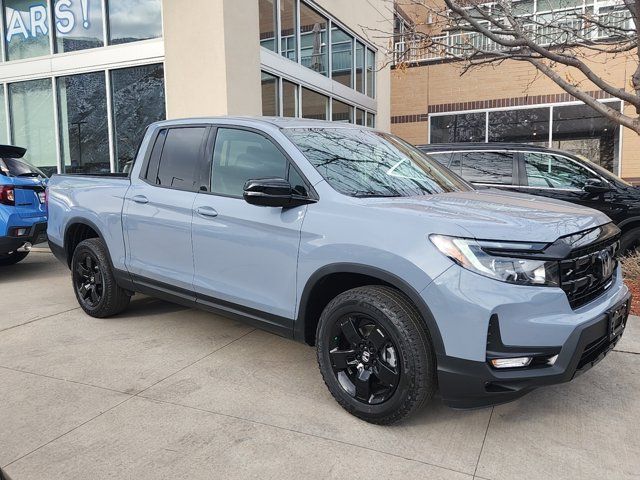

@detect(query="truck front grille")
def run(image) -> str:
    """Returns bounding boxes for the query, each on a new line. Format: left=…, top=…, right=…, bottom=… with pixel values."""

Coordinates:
left=559, top=236, right=620, bottom=309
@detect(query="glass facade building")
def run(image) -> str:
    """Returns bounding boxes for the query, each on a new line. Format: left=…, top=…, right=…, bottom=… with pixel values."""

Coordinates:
left=0, top=0, right=165, bottom=175
left=259, top=0, right=378, bottom=126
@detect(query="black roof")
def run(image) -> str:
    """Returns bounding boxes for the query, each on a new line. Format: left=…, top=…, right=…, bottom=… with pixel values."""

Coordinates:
left=417, top=142, right=550, bottom=152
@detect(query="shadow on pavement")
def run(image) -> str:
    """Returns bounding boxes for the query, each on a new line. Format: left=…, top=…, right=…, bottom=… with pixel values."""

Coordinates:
left=117, top=295, right=190, bottom=318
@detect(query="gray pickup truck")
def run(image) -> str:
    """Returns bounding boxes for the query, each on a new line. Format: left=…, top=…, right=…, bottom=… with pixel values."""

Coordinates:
left=47, top=117, right=631, bottom=424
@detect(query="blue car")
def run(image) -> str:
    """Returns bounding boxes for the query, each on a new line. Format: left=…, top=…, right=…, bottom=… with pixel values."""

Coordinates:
left=0, top=145, right=48, bottom=266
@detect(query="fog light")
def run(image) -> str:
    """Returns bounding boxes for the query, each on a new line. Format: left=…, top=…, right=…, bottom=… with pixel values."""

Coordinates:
left=547, top=354, right=558, bottom=366
left=490, top=357, right=532, bottom=369
left=13, top=227, right=29, bottom=237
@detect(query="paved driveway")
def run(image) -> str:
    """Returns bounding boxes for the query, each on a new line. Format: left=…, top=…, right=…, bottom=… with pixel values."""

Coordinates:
left=1, top=252, right=639, bottom=480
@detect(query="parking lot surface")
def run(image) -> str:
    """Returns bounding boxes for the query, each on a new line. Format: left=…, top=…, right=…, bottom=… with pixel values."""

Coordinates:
left=1, top=252, right=639, bottom=480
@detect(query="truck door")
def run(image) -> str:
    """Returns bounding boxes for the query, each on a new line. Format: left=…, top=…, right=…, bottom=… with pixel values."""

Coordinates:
left=123, top=126, right=209, bottom=292
left=191, top=127, right=310, bottom=334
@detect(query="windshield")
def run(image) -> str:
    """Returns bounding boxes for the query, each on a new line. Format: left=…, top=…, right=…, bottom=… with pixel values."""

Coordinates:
left=0, top=158, right=47, bottom=179
left=284, top=128, right=470, bottom=197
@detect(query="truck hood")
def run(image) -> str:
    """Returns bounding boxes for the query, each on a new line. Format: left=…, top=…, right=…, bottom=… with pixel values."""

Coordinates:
left=362, top=189, right=612, bottom=243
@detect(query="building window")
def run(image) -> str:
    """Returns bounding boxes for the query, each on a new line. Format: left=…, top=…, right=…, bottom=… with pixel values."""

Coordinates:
left=280, top=0, right=297, bottom=61
left=282, top=79, right=298, bottom=117
left=332, top=99, right=353, bottom=123
left=259, top=0, right=277, bottom=52
left=355, top=41, right=365, bottom=94
left=429, top=100, right=622, bottom=174
left=108, top=0, right=162, bottom=45
left=366, top=48, right=376, bottom=98
left=58, top=71, right=110, bottom=174
left=301, top=87, right=328, bottom=120
left=355, top=108, right=365, bottom=125
left=331, top=26, right=352, bottom=87
left=54, top=0, right=104, bottom=53
left=552, top=102, right=620, bottom=173
left=300, top=3, right=328, bottom=76
left=0, top=87, right=7, bottom=144
left=111, top=63, right=166, bottom=172
left=261, top=72, right=279, bottom=116
left=4, top=0, right=51, bottom=60
left=488, top=108, right=549, bottom=145
left=430, top=113, right=486, bottom=143
left=9, top=79, right=57, bottom=176
left=366, top=112, right=375, bottom=128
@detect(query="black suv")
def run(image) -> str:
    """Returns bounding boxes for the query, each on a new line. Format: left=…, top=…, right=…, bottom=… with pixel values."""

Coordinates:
left=419, top=143, right=640, bottom=252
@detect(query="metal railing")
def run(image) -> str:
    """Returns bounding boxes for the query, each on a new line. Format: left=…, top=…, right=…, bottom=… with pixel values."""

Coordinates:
left=394, top=11, right=634, bottom=64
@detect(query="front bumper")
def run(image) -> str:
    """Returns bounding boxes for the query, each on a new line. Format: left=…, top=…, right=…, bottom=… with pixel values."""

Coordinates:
left=0, top=222, right=47, bottom=254
left=437, top=292, right=631, bottom=409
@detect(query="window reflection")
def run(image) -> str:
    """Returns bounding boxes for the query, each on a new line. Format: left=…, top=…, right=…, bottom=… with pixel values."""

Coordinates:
left=489, top=108, right=549, bottom=145
left=55, top=0, right=104, bottom=52
left=430, top=113, right=486, bottom=143
left=109, top=0, right=162, bottom=45
left=282, top=80, right=298, bottom=117
left=261, top=72, right=279, bottom=116
left=331, top=26, right=353, bottom=87
left=111, top=63, right=166, bottom=172
left=302, top=87, right=328, bottom=120
left=4, top=0, right=51, bottom=60
left=9, top=79, right=57, bottom=176
left=552, top=102, right=620, bottom=173
left=300, top=3, right=328, bottom=76
left=259, top=0, right=277, bottom=52
left=280, top=0, right=297, bottom=61
left=366, top=48, right=375, bottom=98
left=355, top=41, right=365, bottom=94
left=58, top=72, right=110, bottom=174
left=332, top=99, right=353, bottom=123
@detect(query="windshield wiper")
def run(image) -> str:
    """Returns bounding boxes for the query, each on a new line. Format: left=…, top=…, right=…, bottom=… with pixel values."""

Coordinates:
left=352, top=190, right=403, bottom=198
left=17, top=172, right=40, bottom=178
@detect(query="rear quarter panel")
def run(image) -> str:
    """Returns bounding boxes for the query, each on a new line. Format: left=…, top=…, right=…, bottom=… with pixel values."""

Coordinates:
left=47, top=175, right=131, bottom=269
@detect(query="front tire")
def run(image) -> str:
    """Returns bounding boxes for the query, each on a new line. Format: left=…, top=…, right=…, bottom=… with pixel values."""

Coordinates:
left=71, top=238, right=130, bottom=318
left=316, top=286, right=436, bottom=425
left=0, top=251, right=29, bottom=266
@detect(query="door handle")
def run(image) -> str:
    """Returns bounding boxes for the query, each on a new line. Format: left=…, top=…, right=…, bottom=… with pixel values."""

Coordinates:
left=131, top=195, right=149, bottom=204
left=196, top=206, right=218, bottom=218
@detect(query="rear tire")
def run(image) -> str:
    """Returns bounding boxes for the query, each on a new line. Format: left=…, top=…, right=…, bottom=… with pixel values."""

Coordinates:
left=620, top=227, right=640, bottom=254
left=316, top=285, right=436, bottom=425
left=71, top=238, right=130, bottom=318
left=0, top=251, right=29, bottom=266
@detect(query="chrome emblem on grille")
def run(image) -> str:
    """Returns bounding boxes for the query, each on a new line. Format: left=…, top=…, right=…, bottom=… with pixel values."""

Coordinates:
left=596, top=249, right=615, bottom=279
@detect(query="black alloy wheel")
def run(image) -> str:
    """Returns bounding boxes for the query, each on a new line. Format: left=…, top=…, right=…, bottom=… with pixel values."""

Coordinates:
left=329, top=314, right=401, bottom=405
left=74, top=252, right=104, bottom=308
left=71, top=238, right=131, bottom=318
left=316, top=286, right=436, bottom=425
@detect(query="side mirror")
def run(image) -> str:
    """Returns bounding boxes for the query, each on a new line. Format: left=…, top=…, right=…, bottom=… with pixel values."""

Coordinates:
left=584, top=178, right=611, bottom=194
left=243, top=178, right=314, bottom=208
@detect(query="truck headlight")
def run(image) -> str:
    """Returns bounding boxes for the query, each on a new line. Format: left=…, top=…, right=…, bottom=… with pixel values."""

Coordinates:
left=430, top=235, right=559, bottom=287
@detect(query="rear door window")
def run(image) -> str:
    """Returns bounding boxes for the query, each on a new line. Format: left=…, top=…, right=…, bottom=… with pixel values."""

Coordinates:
left=459, top=151, right=515, bottom=185
left=154, top=127, right=207, bottom=191
left=524, top=152, right=593, bottom=189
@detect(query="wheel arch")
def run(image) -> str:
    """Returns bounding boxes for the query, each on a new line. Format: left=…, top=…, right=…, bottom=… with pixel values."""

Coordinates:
left=295, top=263, right=445, bottom=355
left=63, top=218, right=106, bottom=268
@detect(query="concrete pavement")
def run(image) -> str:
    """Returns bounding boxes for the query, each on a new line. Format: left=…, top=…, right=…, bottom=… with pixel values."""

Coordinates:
left=1, top=252, right=639, bottom=479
